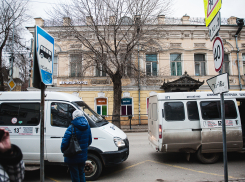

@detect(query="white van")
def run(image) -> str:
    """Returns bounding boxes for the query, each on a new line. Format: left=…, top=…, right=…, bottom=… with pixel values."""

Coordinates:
left=148, top=91, right=245, bottom=164
left=0, top=91, right=129, bottom=181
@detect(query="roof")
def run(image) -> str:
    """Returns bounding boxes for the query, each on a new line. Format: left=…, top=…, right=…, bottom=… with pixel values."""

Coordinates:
left=0, top=91, right=83, bottom=102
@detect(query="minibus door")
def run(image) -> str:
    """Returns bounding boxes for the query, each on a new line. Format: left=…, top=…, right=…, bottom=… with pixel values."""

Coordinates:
left=45, top=101, right=75, bottom=162
left=148, top=101, right=159, bottom=148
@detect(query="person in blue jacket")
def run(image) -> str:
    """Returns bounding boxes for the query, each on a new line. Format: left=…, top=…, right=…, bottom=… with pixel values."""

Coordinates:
left=61, top=110, right=92, bottom=182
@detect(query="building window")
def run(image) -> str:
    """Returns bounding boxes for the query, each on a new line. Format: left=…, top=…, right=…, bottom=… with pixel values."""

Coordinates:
left=121, top=98, right=132, bottom=116
left=222, top=54, right=229, bottom=74
left=96, top=64, right=106, bottom=77
left=195, top=54, right=206, bottom=76
left=170, top=53, right=182, bottom=76
left=70, top=54, right=82, bottom=77
left=243, top=54, right=245, bottom=75
left=96, top=98, right=107, bottom=115
left=121, top=53, right=132, bottom=77
left=146, top=54, right=157, bottom=76
left=53, top=56, right=58, bottom=77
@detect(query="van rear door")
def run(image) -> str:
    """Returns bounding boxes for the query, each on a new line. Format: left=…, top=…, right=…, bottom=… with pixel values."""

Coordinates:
left=148, top=96, right=159, bottom=149
left=198, top=99, right=243, bottom=153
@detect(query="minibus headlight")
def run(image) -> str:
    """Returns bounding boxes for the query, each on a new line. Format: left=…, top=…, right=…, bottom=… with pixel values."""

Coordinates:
left=113, top=137, right=125, bottom=147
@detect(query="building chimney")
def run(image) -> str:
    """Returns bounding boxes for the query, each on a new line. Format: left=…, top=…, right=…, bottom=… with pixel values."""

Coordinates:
left=158, top=15, right=165, bottom=24
left=227, top=16, right=237, bottom=25
left=34, top=17, right=44, bottom=27
left=63, top=17, right=71, bottom=26
left=86, top=16, right=93, bottom=25
left=181, top=14, right=190, bottom=25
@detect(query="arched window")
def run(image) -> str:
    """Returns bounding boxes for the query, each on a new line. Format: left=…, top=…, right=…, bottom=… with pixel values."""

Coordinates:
left=96, top=98, right=107, bottom=115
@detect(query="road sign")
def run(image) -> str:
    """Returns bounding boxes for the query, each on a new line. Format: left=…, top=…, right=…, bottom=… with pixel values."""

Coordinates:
left=213, top=36, right=224, bottom=72
left=209, top=11, right=221, bottom=41
left=35, top=26, right=54, bottom=85
left=8, top=78, right=16, bottom=90
left=207, top=73, right=229, bottom=94
left=203, top=0, right=222, bottom=27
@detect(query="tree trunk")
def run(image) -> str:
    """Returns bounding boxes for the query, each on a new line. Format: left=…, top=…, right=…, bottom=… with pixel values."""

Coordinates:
left=111, top=71, right=122, bottom=129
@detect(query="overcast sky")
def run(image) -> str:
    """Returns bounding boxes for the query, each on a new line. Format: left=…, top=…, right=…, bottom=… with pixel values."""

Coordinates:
left=24, top=0, right=245, bottom=39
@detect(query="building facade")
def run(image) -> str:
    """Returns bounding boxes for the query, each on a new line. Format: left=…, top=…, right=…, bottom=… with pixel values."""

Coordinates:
left=27, top=15, right=245, bottom=125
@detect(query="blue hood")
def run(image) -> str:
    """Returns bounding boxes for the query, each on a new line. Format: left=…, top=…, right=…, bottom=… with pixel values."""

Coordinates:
left=71, top=116, right=88, bottom=131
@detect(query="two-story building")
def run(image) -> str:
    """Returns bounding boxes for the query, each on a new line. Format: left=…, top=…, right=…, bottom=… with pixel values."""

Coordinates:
left=27, top=15, right=245, bottom=125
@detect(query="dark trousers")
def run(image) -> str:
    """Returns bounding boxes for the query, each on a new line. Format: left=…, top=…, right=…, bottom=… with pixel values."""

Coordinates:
left=68, top=162, right=86, bottom=182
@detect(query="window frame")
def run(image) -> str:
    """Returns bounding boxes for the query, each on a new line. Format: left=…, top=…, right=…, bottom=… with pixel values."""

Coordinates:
left=70, top=54, right=82, bottom=77
left=121, top=97, right=133, bottom=116
left=194, top=54, right=206, bottom=76
left=95, top=97, right=108, bottom=116
left=146, top=54, right=158, bottom=76
left=170, top=53, right=182, bottom=76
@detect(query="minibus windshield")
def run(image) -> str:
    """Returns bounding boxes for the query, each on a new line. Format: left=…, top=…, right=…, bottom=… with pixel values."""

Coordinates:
left=73, top=101, right=105, bottom=123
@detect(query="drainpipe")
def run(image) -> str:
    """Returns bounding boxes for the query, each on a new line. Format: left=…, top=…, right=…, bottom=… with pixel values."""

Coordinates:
left=235, top=18, right=244, bottom=91
left=235, top=35, right=242, bottom=91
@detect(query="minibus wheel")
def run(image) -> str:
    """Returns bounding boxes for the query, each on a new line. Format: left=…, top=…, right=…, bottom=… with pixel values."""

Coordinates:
left=196, top=148, right=220, bottom=164
left=85, top=153, right=102, bottom=181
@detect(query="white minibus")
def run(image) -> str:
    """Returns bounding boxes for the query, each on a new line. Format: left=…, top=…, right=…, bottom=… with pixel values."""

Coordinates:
left=148, top=91, right=245, bottom=164
left=0, top=91, right=129, bottom=181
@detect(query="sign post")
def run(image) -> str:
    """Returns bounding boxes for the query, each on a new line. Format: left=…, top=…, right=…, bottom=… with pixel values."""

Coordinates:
left=204, top=1, right=228, bottom=181
left=33, top=25, right=54, bottom=182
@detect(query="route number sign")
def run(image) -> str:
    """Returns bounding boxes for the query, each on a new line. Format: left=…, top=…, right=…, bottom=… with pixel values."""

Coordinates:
left=203, top=0, right=222, bottom=27
left=213, top=36, right=224, bottom=72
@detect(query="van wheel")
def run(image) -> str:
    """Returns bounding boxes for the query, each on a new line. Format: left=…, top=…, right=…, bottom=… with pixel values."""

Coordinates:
left=196, top=148, right=220, bottom=164
left=85, top=154, right=102, bottom=181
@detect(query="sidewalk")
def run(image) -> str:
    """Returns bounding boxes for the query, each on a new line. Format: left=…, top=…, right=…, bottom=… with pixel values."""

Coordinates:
left=121, top=124, right=148, bottom=133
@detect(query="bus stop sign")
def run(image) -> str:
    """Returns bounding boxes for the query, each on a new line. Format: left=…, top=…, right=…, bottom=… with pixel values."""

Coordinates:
left=36, top=26, right=54, bottom=85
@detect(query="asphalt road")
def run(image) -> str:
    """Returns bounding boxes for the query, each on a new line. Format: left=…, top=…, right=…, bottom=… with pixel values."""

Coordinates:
left=24, top=132, right=245, bottom=182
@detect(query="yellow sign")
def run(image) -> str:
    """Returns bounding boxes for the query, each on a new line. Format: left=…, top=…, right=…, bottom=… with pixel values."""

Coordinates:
left=8, top=79, right=16, bottom=90
left=203, top=0, right=222, bottom=27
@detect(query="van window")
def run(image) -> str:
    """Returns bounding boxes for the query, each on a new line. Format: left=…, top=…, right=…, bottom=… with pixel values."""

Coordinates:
left=200, top=100, right=237, bottom=120
left=51, top=102, right=76, bottom=128
left=0, top=103, right=40, bottom=126
left=148, top=103, right=151, bottom=119
left=187, top=101, right=199, bottom=120
left=164, top=102, right=185, bottom=121
left=152, top=103, right=157, bottom=120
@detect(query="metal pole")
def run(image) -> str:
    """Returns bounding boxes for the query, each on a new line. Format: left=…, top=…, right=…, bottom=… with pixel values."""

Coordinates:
left=40, top=82, right=45, bottom=182
left=220, top=92, right=228, bottom=182
left=235, top=35, right=242, bottom=91
left=138, top=43, right=141, bottom=125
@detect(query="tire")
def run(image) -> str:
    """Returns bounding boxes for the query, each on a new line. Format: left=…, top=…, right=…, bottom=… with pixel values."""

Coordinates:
left=85, top=153, right=102, bottom=181
left=196, top=147, right=220, bottom=164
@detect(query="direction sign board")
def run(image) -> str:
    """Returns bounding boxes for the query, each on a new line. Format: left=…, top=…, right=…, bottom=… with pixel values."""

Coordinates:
left=203, top=0, right=222, bottom=27
left=209, top=11, right=221, bottom=41
left=36, top=26, right=54, bottom=85
left=213, top=36, right=224, bottom=72
left=207, top=73, right=229, bottom=94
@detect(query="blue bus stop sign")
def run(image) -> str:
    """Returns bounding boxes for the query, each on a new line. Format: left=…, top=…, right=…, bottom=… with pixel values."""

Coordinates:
left=36, top=26, right=54, bottom=85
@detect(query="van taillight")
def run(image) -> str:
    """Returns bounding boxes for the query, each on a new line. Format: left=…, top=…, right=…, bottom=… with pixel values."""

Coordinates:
left=159, top=125, right=162, bottom=139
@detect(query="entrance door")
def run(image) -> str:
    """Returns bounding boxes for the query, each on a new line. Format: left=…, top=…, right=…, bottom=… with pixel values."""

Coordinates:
left=198, top=99, right=243, bottom=153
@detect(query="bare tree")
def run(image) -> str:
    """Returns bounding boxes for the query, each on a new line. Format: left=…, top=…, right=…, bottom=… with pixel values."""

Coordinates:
left=49, top=0, right=172, bottom=128
left=0, top=0, right=30, bottom=91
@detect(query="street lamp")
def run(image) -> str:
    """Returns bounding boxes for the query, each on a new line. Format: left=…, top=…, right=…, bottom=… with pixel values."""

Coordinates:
left=235, top=18, right=244, bottom=91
